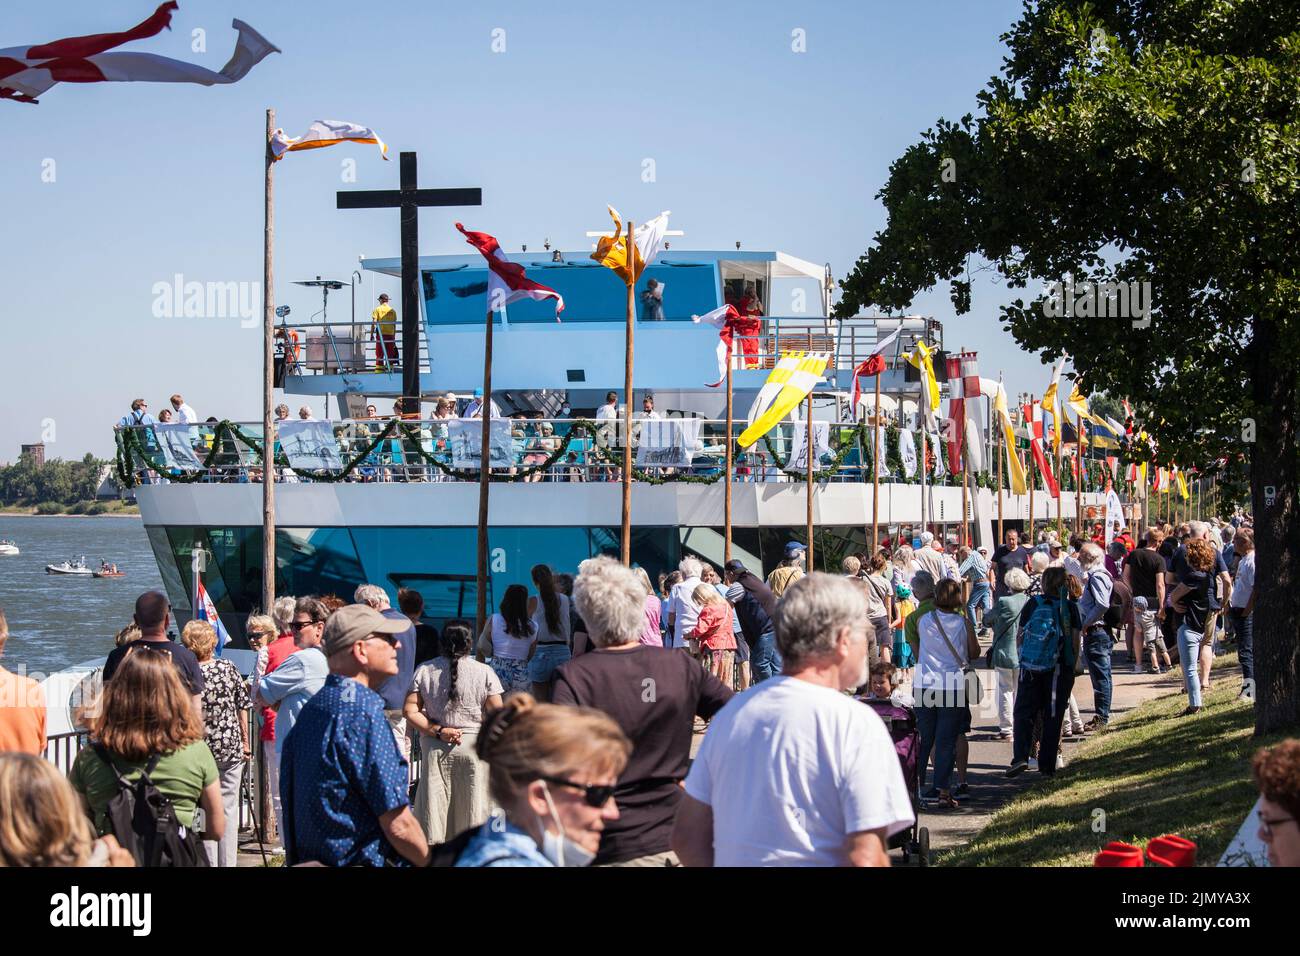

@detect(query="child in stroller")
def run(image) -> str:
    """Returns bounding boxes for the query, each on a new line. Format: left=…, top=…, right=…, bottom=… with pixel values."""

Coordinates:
left=857, top=662, right=930, bottom=865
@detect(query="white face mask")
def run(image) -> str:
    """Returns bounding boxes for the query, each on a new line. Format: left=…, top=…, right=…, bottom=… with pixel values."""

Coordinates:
left=536, top=782, right=596, bottom=868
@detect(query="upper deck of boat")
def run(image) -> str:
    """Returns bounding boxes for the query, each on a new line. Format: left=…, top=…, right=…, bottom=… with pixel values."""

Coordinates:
left=281, top=249, right=940, bottom=399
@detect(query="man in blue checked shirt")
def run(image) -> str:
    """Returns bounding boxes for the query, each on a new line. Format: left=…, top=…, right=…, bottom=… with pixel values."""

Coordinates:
left=280, top=604, right=430, bottom=867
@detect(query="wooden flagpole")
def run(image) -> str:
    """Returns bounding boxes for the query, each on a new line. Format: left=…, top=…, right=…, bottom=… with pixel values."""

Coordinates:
left=262, top=108, right=276, bottom=615
left=996, top=407, right=1004, bottom=544
left=621, top=220, right=635, bottom=566
left=724, top=351, right=733, bottom=563
left=1075, top=412, right=1084, bottom=534
left=1027, top=394, right=1035, bottom=543
left=1055, top=409, right=1062, bottom=541
left=919, top=422, right=928, bottom=541
left=806, top=387, right=815, bottom=570
left=475, top=307, right=494, bottom=637
left=872, top=372, right=881, bottom=551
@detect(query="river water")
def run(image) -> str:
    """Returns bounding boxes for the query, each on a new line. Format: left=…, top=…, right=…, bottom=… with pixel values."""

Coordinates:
left=0, top=515, right=163, bottom=677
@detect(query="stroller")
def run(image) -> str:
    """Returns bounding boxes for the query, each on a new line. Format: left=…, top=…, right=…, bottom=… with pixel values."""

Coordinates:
left=859, top=696, right=930, bottom=866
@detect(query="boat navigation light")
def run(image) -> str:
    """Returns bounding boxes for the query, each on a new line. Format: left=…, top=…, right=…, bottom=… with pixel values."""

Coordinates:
left=735, top=241, right=741, bottom=249
left=552, top=249, right=564, bottom=263
left=544, top=238, right=551, bottom=251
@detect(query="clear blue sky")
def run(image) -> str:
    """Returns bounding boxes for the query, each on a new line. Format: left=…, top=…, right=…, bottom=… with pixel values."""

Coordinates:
left=1, top=0, right=1052, bottom=461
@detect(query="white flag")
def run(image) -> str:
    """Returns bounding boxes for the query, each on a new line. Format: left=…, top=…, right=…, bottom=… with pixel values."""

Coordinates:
left=899, top=428, right=917, bottom=478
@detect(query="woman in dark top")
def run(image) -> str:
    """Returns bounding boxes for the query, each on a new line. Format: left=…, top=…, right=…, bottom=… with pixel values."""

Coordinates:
left=1169, top=538, right=1215, bottom=716
left=553, top=557, right=733, bottom=865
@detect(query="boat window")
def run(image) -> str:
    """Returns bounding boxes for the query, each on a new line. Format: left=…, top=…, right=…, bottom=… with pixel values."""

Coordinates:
left=422, top=261, right=717, bottom=325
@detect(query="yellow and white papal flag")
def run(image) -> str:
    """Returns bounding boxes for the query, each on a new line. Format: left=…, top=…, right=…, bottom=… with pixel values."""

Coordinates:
left=270, top=119, right=388, bottom=162
left=737, top=351, right=830, bottom=448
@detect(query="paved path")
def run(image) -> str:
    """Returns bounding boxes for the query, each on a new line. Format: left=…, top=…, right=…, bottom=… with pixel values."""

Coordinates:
left=912, top=639, right=1184, bottom=861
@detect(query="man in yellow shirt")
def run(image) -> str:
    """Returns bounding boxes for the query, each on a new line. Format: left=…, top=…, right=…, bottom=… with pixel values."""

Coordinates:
left=372, top=293, right=397, bottom=371
left=766, top=542, right=806, bottom=597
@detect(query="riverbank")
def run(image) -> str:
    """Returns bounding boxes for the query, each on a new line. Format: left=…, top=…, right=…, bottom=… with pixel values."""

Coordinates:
left=0, top=502, right=139, bottom=516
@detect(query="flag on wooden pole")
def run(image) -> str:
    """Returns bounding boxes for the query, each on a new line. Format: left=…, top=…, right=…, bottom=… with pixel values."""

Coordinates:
left=271, top=120, right=388, bottom=161
left=850, top=327, right=901, bottom=413
left=590, top=206, right=670, bottom=284
left=994, top=383, right=1028, bottom=494
left=1024, top=401, right=1060, bottom=497
left=694, top=303, right=761, bottom=386
left=1, top=3, right=278, bottom=104
left=737, top=352, right=829, bottom=448
left=456, top=223, right=565, bottom=320
left=1041, top=356, right=1066, bottom=457
left=904, top=340, right=941, bottom=420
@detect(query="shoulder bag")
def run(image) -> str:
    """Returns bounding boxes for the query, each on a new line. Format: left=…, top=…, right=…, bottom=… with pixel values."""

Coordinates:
left=928, top=610, right=983, bottom=706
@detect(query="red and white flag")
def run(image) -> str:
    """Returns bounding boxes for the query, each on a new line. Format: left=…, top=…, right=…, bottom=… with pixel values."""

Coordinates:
left=1, top=3, right=279, bottom=104
left=456, top=223, right=565, bottom=321
left=849, top=327, right=901, bottom=413
left=945, top=352, right=983, bottom=472
left=694, top=304, right=761, bottom=387
left=1023, top=402, right=1060, bottom=498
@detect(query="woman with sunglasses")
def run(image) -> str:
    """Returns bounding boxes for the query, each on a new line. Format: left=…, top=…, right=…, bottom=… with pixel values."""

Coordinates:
left=455, top=693, right=631, bottom=867
left=1252, top=739, right=1300, bottom=867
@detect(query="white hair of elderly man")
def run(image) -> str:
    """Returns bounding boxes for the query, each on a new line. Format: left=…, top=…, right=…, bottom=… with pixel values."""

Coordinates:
left=354, top=583, right=390, bottom=609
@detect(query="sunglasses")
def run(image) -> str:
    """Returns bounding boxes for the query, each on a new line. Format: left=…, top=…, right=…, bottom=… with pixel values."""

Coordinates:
left=365, top=632, right=400, bottom=647
left=290, top=619, right=322, bottom=630
left=540, top=776, right=617, bottom=808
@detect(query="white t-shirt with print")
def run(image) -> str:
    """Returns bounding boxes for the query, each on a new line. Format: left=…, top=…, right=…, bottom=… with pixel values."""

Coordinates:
left=684, top=676, right=914, bottom=866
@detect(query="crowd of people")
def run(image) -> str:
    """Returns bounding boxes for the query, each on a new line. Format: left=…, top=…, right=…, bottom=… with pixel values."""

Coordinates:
left=0, top=511, right=1296, bottom=867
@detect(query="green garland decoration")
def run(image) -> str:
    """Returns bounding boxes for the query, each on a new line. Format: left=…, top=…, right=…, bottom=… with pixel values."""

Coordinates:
left=761, top=421, right=869, bottom=480
left=115, top=416, right=1027, bottom=489
left=395, top=418, right=611, bottom=483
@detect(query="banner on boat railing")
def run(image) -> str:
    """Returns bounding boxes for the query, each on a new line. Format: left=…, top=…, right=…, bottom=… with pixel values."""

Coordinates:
left=152, top=424, right=205, bottom=471
left=636, top=418, right=703, bottom=468
left=788, top=422, right=831, bottom=471
left=278, top=422, right=344, bottom=471
left=450, top=420, right=513, bottom=469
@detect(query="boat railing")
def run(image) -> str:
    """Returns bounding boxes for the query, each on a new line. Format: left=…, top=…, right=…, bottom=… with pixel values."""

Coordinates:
left=278, top=315, right=923, bottom=378
left=115, top=416, right=934, bottom=485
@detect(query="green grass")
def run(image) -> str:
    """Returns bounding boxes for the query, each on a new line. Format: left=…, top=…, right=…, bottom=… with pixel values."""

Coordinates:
left=940, top=653, right=1291, bottom=866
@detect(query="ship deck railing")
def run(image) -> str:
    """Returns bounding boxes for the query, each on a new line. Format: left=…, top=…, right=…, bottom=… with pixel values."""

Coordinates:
left=117, top=417, right=927, bottom=485
left=277, top=315, right=929, bottom=378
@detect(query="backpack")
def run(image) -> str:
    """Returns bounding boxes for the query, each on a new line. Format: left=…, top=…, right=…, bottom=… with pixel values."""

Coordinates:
left=1105, top=577, right=1132, bottom=631
left=1019, top=597, right=1066, bottom=672
left=428, top=824, right=484, bottom=867
left=91, top=744, right=210, bottom=868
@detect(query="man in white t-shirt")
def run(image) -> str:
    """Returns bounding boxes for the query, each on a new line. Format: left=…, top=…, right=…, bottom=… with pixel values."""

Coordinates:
left=672, top=573, right=914, bottom=866
left=666, top=555, right=704, bottom=650
left=170, top=393, right=198, bottom=424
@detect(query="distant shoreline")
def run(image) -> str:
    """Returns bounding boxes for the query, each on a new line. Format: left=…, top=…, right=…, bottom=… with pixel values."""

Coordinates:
left=0, top=510, right=141, bottom=518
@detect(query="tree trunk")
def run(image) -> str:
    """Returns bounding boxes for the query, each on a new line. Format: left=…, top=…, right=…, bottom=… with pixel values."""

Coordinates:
left=1250, top=317, right=1300, bottom=735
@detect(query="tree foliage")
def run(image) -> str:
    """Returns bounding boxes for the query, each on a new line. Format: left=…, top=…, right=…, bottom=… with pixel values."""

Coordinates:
left=839, top=0, right=1298, bottom=478
left=838, top=0, right=1299, bottom=732
left=0, top=453, right=107, bottom=505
